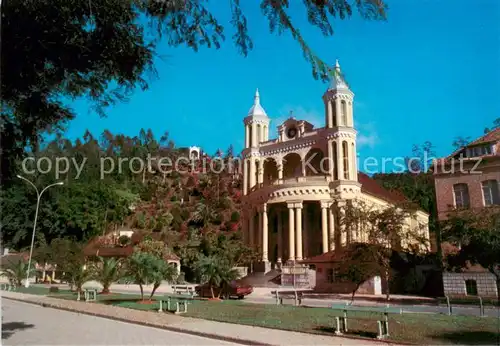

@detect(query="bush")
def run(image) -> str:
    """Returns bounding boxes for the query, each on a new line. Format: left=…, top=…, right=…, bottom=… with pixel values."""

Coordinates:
left=49, top=286, right=59, bottom=293
left=118, top=235, right=130, bottom=246
left=230, top=211, right=240, bottom=222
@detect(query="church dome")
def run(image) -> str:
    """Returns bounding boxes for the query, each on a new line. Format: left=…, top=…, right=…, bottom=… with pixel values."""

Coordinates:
left=247, top=89, right=268, bottom=117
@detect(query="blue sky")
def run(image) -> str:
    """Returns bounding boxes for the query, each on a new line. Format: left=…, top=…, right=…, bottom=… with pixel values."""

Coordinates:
left=66, top=0, right=500, bottom=171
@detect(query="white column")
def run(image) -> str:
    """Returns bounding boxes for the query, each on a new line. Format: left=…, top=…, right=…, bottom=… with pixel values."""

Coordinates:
left=303, top=204, right=308, bottom=259
left=295, top=203, right=303, bottom=261
left=339, top=202, right=346, bottom=246
left=288, top=203, right=295, bottom=262
left=277, top=209, right=283, bottom=264
left=243, top=159, right=248, bottom=195
left=258, top=209, right=263, bottom=250
left=335, top=97, right=342, bottom=126
left=329, top=204, right=335, bottom=251
left=258, top=159, right=264, bottom=186
left=351, top=142, right=358, bottom=181
left=327, top=140, right=333, bottom=179
left=321, top=202, right=329, bottom=253
left=251, top=123, right=257, bottom=147
left=327, top=101, right=333, bottom=128
left=245, top=124, right=250, bottom=148
left=277, top=158, right=283, bottom=181
left=249, top=158, right=256, bottom=190
left=262, top=204, right=268, bottom=261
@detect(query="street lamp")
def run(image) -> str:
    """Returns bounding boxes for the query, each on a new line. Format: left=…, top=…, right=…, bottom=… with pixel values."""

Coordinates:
left=17, top=175, right=64, bottom=287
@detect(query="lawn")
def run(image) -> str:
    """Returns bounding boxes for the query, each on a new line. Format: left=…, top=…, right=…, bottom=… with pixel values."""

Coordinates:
left=11, top=286, right=500, bottom=345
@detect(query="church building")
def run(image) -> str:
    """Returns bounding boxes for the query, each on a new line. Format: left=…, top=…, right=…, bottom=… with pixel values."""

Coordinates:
left=240, top=60, right=430, bottom=274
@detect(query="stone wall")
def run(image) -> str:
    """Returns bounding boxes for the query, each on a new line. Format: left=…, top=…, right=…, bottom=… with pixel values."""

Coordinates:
left=443, top=272, right=498, bottom=297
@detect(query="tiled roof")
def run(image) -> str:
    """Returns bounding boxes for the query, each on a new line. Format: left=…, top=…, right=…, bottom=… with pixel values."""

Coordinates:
left=467, top=127, right=500, bottom=146
left=439, top=127, right=500, bottom=161
left=83, top=232, right=180, bottom=261
left=358, top=172, right=408, bottom=204
left=0, top=252, right=28, bottom=267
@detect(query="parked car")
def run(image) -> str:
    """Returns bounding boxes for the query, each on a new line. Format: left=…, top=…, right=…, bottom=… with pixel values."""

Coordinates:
left=195, top=280, right=253, bottom=299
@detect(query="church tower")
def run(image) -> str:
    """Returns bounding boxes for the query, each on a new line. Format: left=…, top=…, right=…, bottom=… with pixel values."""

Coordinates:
left=243, top=89, right=270, bottom=195
left=322, top=60, right=358, bottom=182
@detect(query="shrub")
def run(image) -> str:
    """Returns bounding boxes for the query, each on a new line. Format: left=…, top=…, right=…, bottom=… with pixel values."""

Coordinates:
left=49, top=286, right=59, bottom=293
left=230, top=211, right=240, bottom=222
left=118, top=235, right=130, bottom=247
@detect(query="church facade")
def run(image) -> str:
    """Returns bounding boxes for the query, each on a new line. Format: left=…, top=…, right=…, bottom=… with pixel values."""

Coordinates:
left=240, top=61, right=430, bottom=273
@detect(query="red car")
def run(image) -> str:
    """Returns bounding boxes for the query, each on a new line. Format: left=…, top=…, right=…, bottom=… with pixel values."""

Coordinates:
left=195, top=281, right=253, bottom=299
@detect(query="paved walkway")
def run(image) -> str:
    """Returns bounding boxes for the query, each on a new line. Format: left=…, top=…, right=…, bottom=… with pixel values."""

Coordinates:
left=2, top=299, right=239, bottom=345
left=1, top=291, right=395, bottom=345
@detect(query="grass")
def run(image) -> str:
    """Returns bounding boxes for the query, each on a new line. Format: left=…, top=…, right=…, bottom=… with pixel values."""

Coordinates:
left=12, top=286, right=500, bottom=345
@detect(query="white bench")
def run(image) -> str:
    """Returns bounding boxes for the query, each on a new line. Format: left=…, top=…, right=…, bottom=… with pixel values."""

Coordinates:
left=158, top=296, right=192, bottom=314
left=331, top=304, right=402, bottom=339
left=274, top=290, right=303, bottom=306
left=171, top=285, right=196, bottom=297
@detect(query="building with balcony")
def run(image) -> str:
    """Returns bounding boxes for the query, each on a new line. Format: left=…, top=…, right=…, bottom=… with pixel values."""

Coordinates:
left=240, top=60, right=430, bottom=274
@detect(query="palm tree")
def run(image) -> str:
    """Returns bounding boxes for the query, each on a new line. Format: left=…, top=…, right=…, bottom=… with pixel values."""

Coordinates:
left=191, top=201, right=217, bottom=227
left=1, top=260, right=35, bottom=287
left=195, top=255, right=240, bottom=299
left=62, top=263, right=94, bottom=294
left=91, top=257, right=123, bottom=294
left=149, top=262, right=178, bottom=300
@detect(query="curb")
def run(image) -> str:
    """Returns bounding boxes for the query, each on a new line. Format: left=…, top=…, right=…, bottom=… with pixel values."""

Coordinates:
left=3, top=296, right=272, bottom=346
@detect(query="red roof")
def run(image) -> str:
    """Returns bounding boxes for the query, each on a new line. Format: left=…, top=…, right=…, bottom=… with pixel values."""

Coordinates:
left=358, top=172, right=408, bottom=204
left=439, top=127, right=500, bottom=162
left=83, top=232, right=180, bottom=261
left=467, top=127, right=500, bottom=146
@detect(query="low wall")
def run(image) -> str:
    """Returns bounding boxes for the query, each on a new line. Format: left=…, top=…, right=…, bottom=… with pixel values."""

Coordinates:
left=443, top=272, right=498, bottom=297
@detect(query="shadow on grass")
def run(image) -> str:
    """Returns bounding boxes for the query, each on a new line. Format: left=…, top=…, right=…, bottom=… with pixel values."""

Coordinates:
left=434, top=331, right=500, bottom=345
left=314, top=326, right=377, bottom=339
left=2, top=322, right=35, bottom=340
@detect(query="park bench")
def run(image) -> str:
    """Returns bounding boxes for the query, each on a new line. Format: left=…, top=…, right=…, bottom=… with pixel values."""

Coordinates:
left=171, top=285, right=196, bottom=297
left=330, top=303, right=402, bottom=339
left=0, top=283, right=15, bottom=291
left=158, top=295, right=193, bottom=314
left=81, top=288, right=98, bottom=302
left=274, top=290, right=303, bottom=306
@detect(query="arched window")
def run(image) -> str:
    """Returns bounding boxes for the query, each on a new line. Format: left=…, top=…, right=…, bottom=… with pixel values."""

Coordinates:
left=332, top=141, right=338, bottom=180
left=341, top=100, right=347, bottom=126
left=453, top=184, right=470, bottom=208
left=465, top=279, right=478, bottom=296
left=482, top=180, right=500, bottom=206
left=256, top=124, right=261, bottom=143
left=331, top=101, right=337, bottom=126
left=342, top=141, right=349, bottom=180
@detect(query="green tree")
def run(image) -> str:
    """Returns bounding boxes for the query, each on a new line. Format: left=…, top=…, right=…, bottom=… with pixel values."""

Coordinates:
left=335, top=243, right=385, bottom=302
left=2, top=0, right=387, bottom=182
left=442, top=207, right=500, bottom=297
left=0, top=259, right=35, bottom=287
left=195, top=255, right=239, bottom=299
left=124, top=251, right=173, bottom=301
left=91, top=257, right=124, bottom=294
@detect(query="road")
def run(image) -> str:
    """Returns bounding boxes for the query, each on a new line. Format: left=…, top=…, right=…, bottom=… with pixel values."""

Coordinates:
left=244, top=295, right=500, bottom=318
left=1, top=299, right=241, bottom=345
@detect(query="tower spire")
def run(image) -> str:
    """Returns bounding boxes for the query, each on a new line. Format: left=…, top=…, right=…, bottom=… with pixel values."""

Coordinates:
left=254, top=88, right=260, bottom=105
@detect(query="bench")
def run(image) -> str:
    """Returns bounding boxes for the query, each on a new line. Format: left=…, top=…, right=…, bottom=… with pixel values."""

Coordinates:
left=274, top=290, right=303, bottom=306
left=171, top=285, right=196, bottom=297
left=331, top=304, right=402, bottom=339
left=82, top=288, right=98, bottom=302
left=0, top=283, right=15, bottom=291
left=158, top=295, right=193, bottom=314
